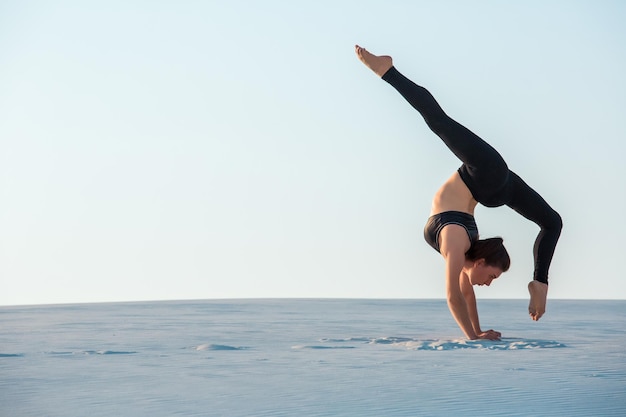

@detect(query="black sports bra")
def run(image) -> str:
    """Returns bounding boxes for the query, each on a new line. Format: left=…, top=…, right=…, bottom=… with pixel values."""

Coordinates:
left=423, top=211, right=479, bottom=253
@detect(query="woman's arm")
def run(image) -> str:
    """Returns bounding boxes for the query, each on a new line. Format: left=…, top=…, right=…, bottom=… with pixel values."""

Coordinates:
left=460, top=271, right=502, bottom=340
left=439, top=226, right=479, bottom=340
left=460, top=271, right=481, bottom=333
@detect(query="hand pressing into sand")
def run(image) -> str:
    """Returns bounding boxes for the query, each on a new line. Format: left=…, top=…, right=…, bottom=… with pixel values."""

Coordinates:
left=475, top=329, right=501, bottom=341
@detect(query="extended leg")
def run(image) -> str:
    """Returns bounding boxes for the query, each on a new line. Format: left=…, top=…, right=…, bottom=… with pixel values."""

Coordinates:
left=381, top=67, right=509, bottom=182
left=355, top=46, right=508, bottom=183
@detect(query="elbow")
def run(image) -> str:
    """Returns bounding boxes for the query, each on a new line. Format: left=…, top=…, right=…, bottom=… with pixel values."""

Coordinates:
left=446, top=291, right=464, bottom=307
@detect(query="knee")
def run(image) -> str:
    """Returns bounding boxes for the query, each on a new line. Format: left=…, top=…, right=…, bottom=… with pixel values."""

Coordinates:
left=425, top=116, right=451, bottom=136
left=545, top=210, right=563, bottom=234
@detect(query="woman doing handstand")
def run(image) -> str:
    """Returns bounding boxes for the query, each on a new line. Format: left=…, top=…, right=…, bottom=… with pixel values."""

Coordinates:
left=355, top=45, right=562, bottom=340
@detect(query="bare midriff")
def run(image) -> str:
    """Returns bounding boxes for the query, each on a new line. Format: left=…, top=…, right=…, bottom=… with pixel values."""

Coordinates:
left=430, top=172, right=478, bottom=216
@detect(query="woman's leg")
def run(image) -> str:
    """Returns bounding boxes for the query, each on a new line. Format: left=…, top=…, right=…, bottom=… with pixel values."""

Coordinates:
left=377, top=60, right=562, bottom=284
left=506, top=172, right=563, bottom=284
left=376, top=63, right=562, bottom=284
left=381, top=66, right=509, bottom=188
left=508, top=173, right=562, bottom=321
left=355, top=45, right=506, bottom=178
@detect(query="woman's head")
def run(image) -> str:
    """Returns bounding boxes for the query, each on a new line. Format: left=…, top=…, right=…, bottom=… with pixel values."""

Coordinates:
left=465, top=237, right=511, bottom=286
left=458, top=237, right=511, bottom=286
left=466, top=237, right=511, bottom=270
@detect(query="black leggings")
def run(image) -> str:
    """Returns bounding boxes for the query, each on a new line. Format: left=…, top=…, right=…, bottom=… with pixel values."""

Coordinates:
left=382, top=67, right=562, bottom=284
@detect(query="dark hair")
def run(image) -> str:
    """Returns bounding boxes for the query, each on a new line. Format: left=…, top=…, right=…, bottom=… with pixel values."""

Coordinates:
left=465, top=237, right=510, bottom=272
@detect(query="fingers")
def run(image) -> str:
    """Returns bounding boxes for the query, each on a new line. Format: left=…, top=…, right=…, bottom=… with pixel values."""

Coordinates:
left=479, top=330, right=501, bottom=340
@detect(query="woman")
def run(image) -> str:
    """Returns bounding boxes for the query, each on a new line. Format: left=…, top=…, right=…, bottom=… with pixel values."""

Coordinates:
left=355, top=45, right=562, bottom=340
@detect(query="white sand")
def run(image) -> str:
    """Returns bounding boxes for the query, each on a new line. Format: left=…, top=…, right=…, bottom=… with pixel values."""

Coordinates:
left=2, top=299, right=625, bottom=416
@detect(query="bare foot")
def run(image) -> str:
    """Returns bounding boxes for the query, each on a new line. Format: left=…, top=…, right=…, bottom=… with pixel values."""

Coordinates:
left=355, top=45, right=393, bottom=77
left=528, top=280, right=548, bottom=321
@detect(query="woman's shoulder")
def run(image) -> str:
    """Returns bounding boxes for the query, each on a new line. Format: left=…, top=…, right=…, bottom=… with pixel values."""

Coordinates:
left=438, top=224, right=473, bottom=257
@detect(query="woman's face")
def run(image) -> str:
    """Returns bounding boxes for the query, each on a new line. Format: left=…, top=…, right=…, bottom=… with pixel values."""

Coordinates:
left=468, top=260, right=503, bottom=286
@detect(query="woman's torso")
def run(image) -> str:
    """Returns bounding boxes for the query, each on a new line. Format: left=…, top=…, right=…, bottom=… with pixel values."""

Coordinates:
left=430, top=172, right=478, bottom=216
left=423, top=172, right=479, bottom=253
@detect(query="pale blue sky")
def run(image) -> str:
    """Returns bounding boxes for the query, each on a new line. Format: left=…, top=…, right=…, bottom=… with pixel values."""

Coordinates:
left=1, top=1, right=625, bottom=305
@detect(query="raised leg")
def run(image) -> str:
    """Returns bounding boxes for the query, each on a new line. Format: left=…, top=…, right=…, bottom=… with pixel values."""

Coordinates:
left=356, top=46, right=509, bottom=187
